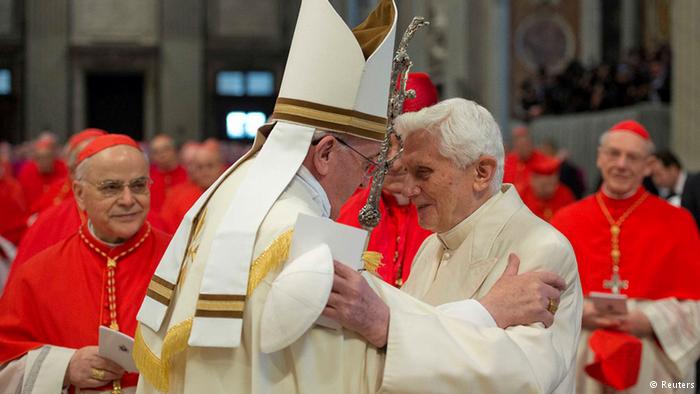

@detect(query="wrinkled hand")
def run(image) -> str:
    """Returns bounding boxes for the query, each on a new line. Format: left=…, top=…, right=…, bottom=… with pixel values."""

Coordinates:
left=582, top=299, right=620, bottom=330
left=64, top=346, right=124, bottom=389
left=323, top=261, right=390, bottom=348
left=480, top=254, right=566, bottom=328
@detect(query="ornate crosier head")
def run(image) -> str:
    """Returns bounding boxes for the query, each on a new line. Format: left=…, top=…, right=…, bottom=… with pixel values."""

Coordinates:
left=358, top=17, right=430, bottom=231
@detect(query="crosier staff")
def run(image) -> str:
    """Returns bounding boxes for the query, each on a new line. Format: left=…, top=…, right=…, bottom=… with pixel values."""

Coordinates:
left=359, top=17, right=429, bottom=231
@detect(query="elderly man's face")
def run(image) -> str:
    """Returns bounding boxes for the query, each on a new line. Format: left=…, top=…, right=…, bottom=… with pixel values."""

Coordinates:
left=74, top=146, right=150, bottom=243
left=34, top=148, right=57, bottom=174
left=530, top=173, right=559, bottom=200
left=192, top=148, right=225, bottom=190
left=597, top=132, right=652, bottom=198
left=401, top=130, right=474, bottom=232
left=150, top=136, right=178, bottom=171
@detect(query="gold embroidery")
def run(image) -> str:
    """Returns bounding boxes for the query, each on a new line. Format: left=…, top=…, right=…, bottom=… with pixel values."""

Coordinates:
left=134, top=227, right=382, bottom=391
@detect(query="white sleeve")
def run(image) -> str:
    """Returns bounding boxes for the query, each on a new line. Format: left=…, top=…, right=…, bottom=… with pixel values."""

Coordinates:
left=641, top=298, right=700, bottom=378
left=23, top=346, right=74, bottom=393
left=436, top=299, right=498, bottom=327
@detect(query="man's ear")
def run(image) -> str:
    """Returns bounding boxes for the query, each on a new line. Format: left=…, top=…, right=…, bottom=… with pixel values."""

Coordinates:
left=473, top=156, right=497, bottom=192
left=310, top=136, right=336, bottom=177
left=73, top=180, right=87, bottom=211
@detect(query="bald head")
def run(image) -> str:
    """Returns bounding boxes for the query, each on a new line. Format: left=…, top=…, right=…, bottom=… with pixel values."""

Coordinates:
left=150, top=134, right=179, bottom=171
left=73, top=145, right=151, bottom=243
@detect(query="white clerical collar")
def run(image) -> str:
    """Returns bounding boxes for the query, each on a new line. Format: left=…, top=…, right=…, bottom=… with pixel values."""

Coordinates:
left=437, top=188, right=504, bottom=251
left=87, top=220, right=124, bottom=247
left=296, top=165, right=331, bottom=218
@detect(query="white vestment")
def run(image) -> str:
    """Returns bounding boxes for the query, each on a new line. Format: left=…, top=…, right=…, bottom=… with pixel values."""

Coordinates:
left=136, top=168, right=583, bottom=393
left=0, top=346, right=136, bottom=394
left=388, top=185, right=584, bottom=393
left=576, top=298, right=700, bottom=393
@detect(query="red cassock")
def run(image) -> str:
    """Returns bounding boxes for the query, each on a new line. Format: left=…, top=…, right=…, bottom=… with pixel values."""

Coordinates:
left=338, top=188, right=432, bottom=287
left=0, top=175, right=28, bottom=246
left=550, top=187, right=700, bottom=300
left=520, top=183, right=575, bottom=222
left=160, top=181, right=204, bottom=234
left=11, top=196, right=168, bottom=273
left=503, top=150, right=548, bottom=193
left=30, top=177, right=73, bottom=214
left=17, top=160, right=68, bottom=209
left=0, top=222, right=171, bottom=390
left=149, top=165, right=188, bottom=214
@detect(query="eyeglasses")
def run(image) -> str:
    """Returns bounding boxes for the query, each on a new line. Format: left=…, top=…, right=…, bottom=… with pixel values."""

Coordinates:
left=334, top=137, right=380, bottom=178
left=82, top=177, right=153, bottom=198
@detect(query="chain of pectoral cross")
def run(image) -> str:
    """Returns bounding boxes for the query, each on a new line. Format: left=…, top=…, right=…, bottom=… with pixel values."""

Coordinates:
left=595, top=192, right=648, bottom=294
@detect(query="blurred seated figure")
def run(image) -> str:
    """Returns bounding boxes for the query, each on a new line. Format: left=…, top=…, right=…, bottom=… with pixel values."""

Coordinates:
left=520, top=155, right=575, bottom=222
left=18, top=134, right=68, bottom=212
left=540, top=138, right=587, bottom=199
left=149, top=134, right=187, bottom=214
left=160, top=141, right=226, bottom=233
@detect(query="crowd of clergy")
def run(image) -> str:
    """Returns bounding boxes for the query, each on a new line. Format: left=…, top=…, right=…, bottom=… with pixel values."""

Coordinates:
left=0, top=85, right=698, bottom=393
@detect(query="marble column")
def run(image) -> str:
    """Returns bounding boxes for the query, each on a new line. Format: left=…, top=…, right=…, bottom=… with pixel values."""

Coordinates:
left=161, top=0, right=203, bottom=143
left=580, top=0, right=602, bottom=67
left=670, top=0, right=700, bottom=170
left=25, top=0, right=69, bottom=140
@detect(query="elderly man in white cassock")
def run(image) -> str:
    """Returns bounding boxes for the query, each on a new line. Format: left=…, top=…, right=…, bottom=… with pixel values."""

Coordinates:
left=133, top=1, right=573, bottom=393
left=325, top=98, right=583, bottom=393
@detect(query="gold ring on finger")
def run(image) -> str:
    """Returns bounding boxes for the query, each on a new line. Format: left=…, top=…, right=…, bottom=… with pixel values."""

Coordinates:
left=90, top=367, right=106, bottom=380
left=547, top=298, right=559, bottom=314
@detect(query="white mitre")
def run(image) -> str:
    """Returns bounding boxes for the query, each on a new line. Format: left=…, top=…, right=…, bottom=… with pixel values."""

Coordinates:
left=137, top=0, right=397, bottom=349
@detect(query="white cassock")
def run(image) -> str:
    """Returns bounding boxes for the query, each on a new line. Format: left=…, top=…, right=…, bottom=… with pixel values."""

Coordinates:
left=136, top=166, right=582, bottom=393
left=576, top=298, right=700, bottom=393
left=387, top=185, right=583, bottom=393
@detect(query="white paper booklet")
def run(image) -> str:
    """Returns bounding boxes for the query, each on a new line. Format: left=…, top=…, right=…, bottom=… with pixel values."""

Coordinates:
left=289, top=213, right=368, bottom=270
left=290, top=213, right=369, bottom=329
left=98, top=326, right=138, bottom=372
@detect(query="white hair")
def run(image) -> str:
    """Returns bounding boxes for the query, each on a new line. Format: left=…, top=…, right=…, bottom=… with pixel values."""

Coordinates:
left=598, top=131, right=655, bottom=155
left=394, top=98, right=505, bottom=193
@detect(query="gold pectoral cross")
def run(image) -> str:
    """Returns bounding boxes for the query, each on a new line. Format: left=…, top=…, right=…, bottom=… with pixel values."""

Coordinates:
left=603, top=272, right=629, bottom=294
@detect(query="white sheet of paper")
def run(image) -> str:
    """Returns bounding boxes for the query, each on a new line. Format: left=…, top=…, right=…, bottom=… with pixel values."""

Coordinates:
left=589, top=291, right=628, bottom=315
left=290, top=213, right=369, bottom=329
left=98, top=326, right=138, bottom=372
left=290, top=213, right=368, bottom=270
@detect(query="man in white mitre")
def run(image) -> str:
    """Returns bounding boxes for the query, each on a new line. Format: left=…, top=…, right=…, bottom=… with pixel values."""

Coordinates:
left=134, top=1, right=573, bottom=393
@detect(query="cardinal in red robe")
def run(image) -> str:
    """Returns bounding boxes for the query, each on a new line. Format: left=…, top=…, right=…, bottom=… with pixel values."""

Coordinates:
left=17, top=137, right=68, bottom=210
left=149, top=134, right=188, bottom=214
left=550, top=120, right=700, bottom=392
left=0, top=167, right=27, bottom=246
left=503, top=126, right=549, bottom=194
left=337, top=72, right=437, bottom=287
left=30, top=128, right=107, bottom=214
left=0, top=134, right=171, bottom=393
left=520, top=154, right=575, bottom=222
left=160, top=141, right=227, bottom=233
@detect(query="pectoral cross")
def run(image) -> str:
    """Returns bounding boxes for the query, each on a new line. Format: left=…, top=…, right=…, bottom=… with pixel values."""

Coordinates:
left=603, top=272, right=628, bottom=294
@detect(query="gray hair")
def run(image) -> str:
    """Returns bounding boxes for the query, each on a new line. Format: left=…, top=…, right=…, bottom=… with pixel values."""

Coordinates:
left=394, top=98, right=505, bottom=193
